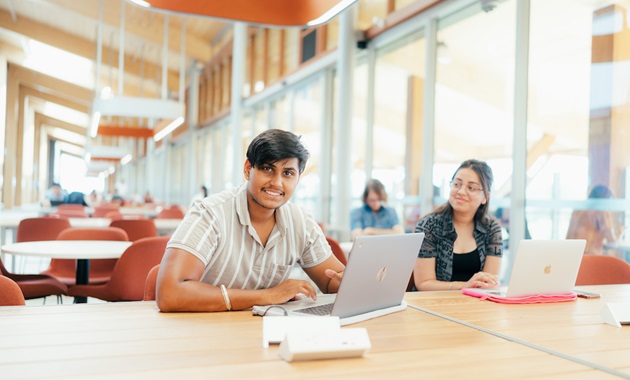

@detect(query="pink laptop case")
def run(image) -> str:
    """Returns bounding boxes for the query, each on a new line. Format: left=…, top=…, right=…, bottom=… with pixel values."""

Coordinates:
left=462, top=288, right=577, bottom=304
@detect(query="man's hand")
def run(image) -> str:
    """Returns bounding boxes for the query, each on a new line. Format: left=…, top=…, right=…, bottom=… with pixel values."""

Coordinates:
left=266, top=279, right=318, bottom=305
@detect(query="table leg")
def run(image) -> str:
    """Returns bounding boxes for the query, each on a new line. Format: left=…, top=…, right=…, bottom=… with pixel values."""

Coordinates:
left=74, top=259, right=90, bottom=303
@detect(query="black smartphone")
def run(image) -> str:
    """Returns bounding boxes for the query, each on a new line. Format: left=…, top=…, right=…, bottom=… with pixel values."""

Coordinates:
left=575, top=290, right=601, bottom=299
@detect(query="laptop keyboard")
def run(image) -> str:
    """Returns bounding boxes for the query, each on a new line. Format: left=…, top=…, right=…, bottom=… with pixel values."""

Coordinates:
left=294, top=303, right=334, bottom=316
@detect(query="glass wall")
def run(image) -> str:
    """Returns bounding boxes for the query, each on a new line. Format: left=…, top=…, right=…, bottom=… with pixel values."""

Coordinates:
left=526, top=0, right=630, bottom=261
left=146, top=0, right=630, bottom=266
left=291, top=76, right=325, bottom=215
left=372, top=29, right=426, bottom=232
left=270, top=94, right=291, bottom=131
left=433, top=0, right=516, bottom=197
left=197, top=127, right=213, bottom=199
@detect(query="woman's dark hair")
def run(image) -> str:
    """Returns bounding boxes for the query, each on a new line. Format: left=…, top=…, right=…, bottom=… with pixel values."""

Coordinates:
left=362, top=179, right=388, bottom=203
left=246, top=129, right=310, bottom=173
left=434, top=159, right=495, bottom=225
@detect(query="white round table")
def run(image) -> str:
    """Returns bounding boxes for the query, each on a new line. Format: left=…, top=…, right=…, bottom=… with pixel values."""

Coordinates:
left=1, top=240, right=132, bottom=303
left=154, top=218, right=182, bottom=234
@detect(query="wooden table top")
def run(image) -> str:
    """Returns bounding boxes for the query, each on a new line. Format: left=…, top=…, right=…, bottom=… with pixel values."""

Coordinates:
left=0, top=291, right=625, bottom=379
left=405, top=284, right=630, bottom=377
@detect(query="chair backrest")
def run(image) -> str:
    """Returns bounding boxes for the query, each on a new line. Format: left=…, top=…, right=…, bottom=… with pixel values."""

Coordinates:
left=55, top=209, right=89, bottom=218
left=109, top=219, right=158, bottom=241
left=92, top=204, right=120, bottom=218
left=57, top=204, right=85, bottom=210
left=156, top=206, right=185, bottom=219
left=325, top=236, right=347, bottom=266
left=575, top=254, right=630, bottom=285
left=57, top=227, right=129, bottom=242
left=49, top=227, right=129, bottom=284
left=16, top=217, right=72, bottom=242
left=104, top=210, right=123, bottom=220
left=144, top=264, right=160, bottom=301
left=0, top=275, right=26, bottom=306
left=108, top=237, right=169, bottom=301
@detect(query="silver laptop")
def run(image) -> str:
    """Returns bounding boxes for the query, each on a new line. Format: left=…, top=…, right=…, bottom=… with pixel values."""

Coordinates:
left=253, top=233, right=424, bottom=325
left=468, top=239, right=586, bottom=298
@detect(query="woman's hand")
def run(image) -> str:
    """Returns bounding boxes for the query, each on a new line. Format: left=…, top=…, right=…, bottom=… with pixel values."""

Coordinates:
left=325, top=269, right=344, bottom=282
left=464, top=271, right=499, bottom=288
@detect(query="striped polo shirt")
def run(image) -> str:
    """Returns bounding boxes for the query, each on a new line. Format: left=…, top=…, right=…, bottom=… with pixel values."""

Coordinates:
left=167, top=183, right=332, bottom=290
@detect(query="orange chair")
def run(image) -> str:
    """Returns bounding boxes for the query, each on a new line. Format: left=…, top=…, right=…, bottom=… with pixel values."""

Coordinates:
left=92, top=204, right=120, bottom=218
left=109, top=219, right=158, bottom=241
left=68, top=236, right=169, bottom=302
left=325, top=236, right=347, bottom=266
left=103, top=210, right=123, bottom=220
left=0, top=275, right=26, bottom=306
left=144, top=264, right=160, bottom=301
left=0, top=258, right=68, bottom=302
left=575, top=254, right=630, bottom=285
left=40, top=227, right=129, bottom=285
left=57, top=203, right=87, bottom=215
left=55, top=209, right=89, bottom=218
left=57, top=204, right=84, bottom=210
left=16, top=217, right=72, bottom=242
left=156, top=205, right=185, bottom=219
left=4, top=217, right=72, bottom=301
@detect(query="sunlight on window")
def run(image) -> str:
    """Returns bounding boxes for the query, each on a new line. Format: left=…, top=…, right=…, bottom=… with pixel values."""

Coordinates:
left=59, top=154, right=104, bottom=194
left=42, top=102, right=89, bottom=128
left=22, top=40, right=94, bottom=89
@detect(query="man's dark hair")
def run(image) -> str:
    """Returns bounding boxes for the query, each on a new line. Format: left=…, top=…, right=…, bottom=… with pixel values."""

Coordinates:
left=246, top=129, right=310, bottom=173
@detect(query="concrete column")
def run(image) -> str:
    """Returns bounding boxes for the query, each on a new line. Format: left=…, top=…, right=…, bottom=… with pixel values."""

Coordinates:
left=334, top=8, right=356, bottom=241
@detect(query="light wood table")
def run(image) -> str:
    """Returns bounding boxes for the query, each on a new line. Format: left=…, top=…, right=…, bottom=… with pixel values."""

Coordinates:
left=405, top=285, right=630, bottom=378
left=1, top=240, right=132, bottom=303
left=0, top=299, right=617, bottom=379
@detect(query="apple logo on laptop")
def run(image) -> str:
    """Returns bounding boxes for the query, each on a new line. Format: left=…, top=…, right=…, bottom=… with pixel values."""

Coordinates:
left=544, top=264, right=552, bottom=274
left=376, top=266, right=388, bottom=282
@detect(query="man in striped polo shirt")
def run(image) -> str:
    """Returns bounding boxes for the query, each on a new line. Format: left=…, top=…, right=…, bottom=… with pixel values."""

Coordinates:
left=157, top=129, right=346, bottom=312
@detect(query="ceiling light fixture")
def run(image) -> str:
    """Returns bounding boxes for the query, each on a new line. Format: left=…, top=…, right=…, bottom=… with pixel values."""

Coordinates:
left=120, top=154, right=133, bottom=165
left=128, top=0, right=150, bottom=7
left=90, top=111, right=101, bottom=138
left=153, top=116, right=184, bottom=142
left=90, top=0, right=185, bottom=140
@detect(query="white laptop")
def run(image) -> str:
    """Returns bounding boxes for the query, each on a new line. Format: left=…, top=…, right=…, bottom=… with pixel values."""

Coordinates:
left=253, top=233, right=425, bottom=325
left=467, top=239, right=586, bottom=298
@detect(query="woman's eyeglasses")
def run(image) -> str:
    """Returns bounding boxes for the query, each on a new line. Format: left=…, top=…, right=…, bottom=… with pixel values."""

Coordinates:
left=450, top=180, right=483, bottom=194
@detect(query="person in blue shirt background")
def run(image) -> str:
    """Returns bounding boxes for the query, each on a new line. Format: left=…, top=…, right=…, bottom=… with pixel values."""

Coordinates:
left=350, top=179, right=404, bottom=240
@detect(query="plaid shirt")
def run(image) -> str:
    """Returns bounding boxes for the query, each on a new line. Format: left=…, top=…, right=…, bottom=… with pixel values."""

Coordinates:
left=414, top=210, right=502, bottom=281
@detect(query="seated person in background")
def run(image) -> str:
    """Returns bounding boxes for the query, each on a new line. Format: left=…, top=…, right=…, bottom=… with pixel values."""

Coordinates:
left=157, top=129, right=345, bottom=312
left=85, top=190, right=100, bottom=207
left=65, top=191, right=88, bottom=206
left=414, top=159, right=502, bottom=291
left=110, top=195, right=125, bottom=207
left=44, top=182, right=67, bottom=206
left=566, top=185, right=623, bottom=256
left=350, top=179, right=404, bottom=240
left=143, top=191, right=155, bottom=204
left=190, top=185, right=209, bottom=206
